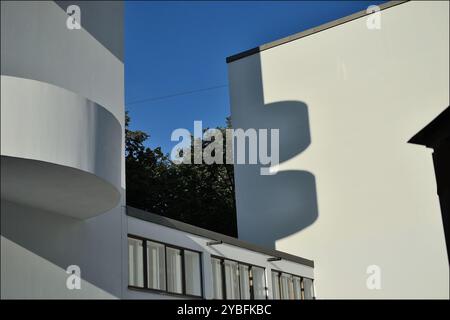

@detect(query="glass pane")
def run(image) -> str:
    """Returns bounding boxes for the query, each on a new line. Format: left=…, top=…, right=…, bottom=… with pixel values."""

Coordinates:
left=289, top=276, right=295, bottom=300
left=303, top=278, right=314, bottom=299
left=224, top=260, right=240, bottom=299
left=184, top=250, right=202, bottom=296
left=166, top=247, right=183, bottom=294
left=211, top=258, right=223, bottom=299
left=271, top=271, right=280, bottom=300
left=288, top=275, right=295, bottom=299
left=128, top=237, right=144, bottom=287
left=147, top=241, right=166, bottom=290
left=293, top=276, right=302, bottom=300
left=251, top=266, right=266, bottom=300
left=239, top=264, right=251, bottom=299
left=280, top=273, right=294, bottom=299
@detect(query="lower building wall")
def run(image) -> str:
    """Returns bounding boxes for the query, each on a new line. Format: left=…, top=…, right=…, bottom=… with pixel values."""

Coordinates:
left=1, top=200, right=313, bottom=299
left=0, top=199, right=125, bottom=299
left=125, top=215, right=314, bottom=300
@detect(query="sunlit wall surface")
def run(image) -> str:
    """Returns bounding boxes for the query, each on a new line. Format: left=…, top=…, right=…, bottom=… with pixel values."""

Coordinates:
left=228, top=1, right=449, bottom=298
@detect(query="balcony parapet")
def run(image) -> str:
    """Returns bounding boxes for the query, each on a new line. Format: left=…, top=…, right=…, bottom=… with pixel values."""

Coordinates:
left=1, top=75, right=122, bottom=218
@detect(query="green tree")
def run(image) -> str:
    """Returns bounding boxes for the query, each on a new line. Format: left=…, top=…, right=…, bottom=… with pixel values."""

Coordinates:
left=125, top=112, right=237, bottom=237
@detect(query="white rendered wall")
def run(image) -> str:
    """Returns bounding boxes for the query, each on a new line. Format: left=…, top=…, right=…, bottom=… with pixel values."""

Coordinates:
left=1, top=200, right=122, bottom=299
left=1, top=1, right=125, bottom=298
left=228, top=1, right=449, bottom=298
left=0, top=1, right=124, bottom=129
left=1, top=1, right=125, bottom=190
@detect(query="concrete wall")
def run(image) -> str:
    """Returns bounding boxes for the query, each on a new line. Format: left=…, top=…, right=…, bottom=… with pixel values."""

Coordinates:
left=1, top=201, right=124, bottom=299
left=125, top=216, right=314, bottom=299
left=228, top=1, right=449, bottom=298
left=1, top=1, right=124, bottom=129
left=1, top=1, right=125, bottom=298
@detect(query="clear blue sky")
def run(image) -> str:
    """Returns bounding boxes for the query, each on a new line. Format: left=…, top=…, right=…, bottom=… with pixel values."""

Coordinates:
left=125, top=1, right=385, bottom=152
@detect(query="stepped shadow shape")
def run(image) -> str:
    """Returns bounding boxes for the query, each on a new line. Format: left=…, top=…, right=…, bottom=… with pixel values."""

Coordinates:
left=230, top=53, right=318, bottom=249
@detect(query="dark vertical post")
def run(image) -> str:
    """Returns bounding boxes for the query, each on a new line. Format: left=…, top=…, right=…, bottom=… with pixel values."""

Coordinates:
left=432, top=137, right=450, bottom=263
left=142, top=240, right=148, bottom=289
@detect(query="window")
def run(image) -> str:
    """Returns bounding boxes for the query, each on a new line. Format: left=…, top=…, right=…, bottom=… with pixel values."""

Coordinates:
left=166, top=247, right=183, bottom=294
left=272, top=270, right=313, bottom=300
left=251, top=266, right=266, bottom=300
left=147, top=241, right=165, bottom=290
left=127, top=235, right=202, bottom=297
left=128, top=237, right=144, bottom=288
left=239, top=264, right=251, bottom=299
left=212, top=257, right=267, bottom=300
left=280, top=273, right=294, bottom=299
left=279, top=273, right=289, bottom=299
left=271, top=271, right=280, bottom=300
left=184, top=250, right=202, bottom=296
left=293, top=276, right=302, bottom=299
left=303, top=278, right=314, bottom=300
left=211, top=257, right=224, bottom=299
left=224, top=260, right=240, bottom=299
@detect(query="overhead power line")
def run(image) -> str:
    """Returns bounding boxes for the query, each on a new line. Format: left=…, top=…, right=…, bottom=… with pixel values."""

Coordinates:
left=125, top=84, right=229, bottom=107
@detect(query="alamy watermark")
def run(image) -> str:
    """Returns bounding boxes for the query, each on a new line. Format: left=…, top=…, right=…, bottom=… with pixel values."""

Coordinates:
left=66, top=265, right=81, bottom=290
left=366, top=264, right=381, bottom=290
left=66, top=5, right=81, bottom=30
left=171, top=121, right=279, bottom=176
left=366, top=5, right=381, bottom=30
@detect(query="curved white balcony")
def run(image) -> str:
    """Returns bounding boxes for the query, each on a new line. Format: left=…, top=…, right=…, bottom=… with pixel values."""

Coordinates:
left=1, top=76, right=122, bottom=218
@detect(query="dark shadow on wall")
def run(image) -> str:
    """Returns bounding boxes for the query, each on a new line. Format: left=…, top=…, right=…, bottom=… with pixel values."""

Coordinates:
left=0, top=198, right=125, bottom=298
left=54, top=1, right=124, bottom=61
left=409, top=106, right=450, bottom=264
left=231, top=53, right=318, bottom=249
left=0, top=198, right=213, bottom=298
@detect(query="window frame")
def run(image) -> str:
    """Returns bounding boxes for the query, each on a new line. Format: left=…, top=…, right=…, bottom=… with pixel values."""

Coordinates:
left=183, top=248, right=203, bottom=296
left=270, top=268, right=315, bottom=300
left=127, top=234, right=203, bottom=298
left=211, top=256, right=225, bottom=299
left=249, top=264, right=267, bottom=300
left=145, top=239, right=166, bottom=291
left=127, top=236, right=145, bottom=288
left=211, top=255, right=268, bottom=300
left=301, top=276, right=315, bottom=300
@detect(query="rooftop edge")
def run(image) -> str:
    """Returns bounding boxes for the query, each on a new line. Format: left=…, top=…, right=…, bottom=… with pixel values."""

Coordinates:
left=226, top=1, right=408, bottom=63
left=127, top=205, right=315, bottom=268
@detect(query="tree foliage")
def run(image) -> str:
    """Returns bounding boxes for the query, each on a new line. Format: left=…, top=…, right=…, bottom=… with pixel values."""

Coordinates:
left=125, top=112, right=238, bottom=237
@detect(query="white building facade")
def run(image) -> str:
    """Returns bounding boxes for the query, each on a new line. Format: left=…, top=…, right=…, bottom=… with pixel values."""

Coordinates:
left=1, top=1, right=314, bottom=300
left=227, top=1, right=449, bottom=299
left=1, top=0, right=125, bottom=298
left=125, top=207, right=314, bottom=300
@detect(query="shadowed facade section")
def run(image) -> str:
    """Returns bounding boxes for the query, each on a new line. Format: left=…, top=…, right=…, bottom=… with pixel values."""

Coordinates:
left=230, top=53, right=319, bottom=249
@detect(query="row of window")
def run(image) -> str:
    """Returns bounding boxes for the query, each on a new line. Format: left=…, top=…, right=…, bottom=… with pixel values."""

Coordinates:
left=211, top=257, right=267, bottom=300
left=128, top=235, right=314, bottom=299
left=128, top=235, right=202, bottom=297
left=271, top=270, right=314, bottom=300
